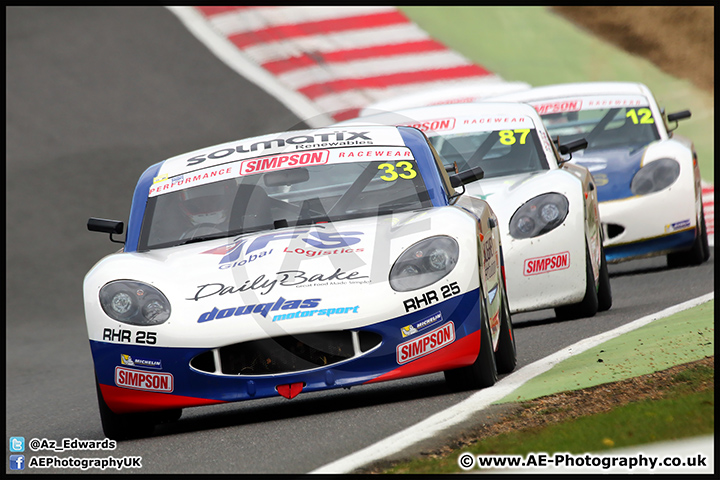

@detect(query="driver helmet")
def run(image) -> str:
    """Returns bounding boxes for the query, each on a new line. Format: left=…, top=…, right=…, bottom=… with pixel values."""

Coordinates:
left=178, top=183, right=230, bottom=226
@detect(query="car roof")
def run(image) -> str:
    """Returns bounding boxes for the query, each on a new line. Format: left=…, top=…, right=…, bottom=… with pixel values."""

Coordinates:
left=485, top=81, right=652, bottom=103
left=359, top=80, right=531, bottom=116
left=340, top=101, right=546, bottom=131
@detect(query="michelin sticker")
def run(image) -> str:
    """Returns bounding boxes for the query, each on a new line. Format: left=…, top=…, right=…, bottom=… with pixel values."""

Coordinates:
left=401, top=311, right=443, bottom=338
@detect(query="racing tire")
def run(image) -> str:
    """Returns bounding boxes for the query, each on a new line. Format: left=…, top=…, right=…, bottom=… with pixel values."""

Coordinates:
left=597, top=244, right=612, bottom=312
left=554, top=244, right=599, bottom=321
left=667, top=206, right=710, bottom=267
left=494, top=280, right=517, bottom=374
left=444, top=296, right=498, bottom=391
left=95, top=378, right=181, bottom=440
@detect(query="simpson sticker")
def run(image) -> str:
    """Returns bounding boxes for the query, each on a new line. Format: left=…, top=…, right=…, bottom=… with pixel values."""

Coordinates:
left=115, top=366, right=173, bottom=393
left=240, top=150, right=329, bottom=175
left=401, top=311, right=443, bottom=338
left=400, top=117, right=456, bottom=133
left=396, top=321, right=455, bottom=364
left=534, top=100, right=583, bottom=115
left=523, top=251, right=570, bottom=276
left=535, top=95, right=649, bottom=112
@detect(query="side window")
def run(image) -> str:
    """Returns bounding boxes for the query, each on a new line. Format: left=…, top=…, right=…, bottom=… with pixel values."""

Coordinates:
left=427, top=140, right=455, bottom=198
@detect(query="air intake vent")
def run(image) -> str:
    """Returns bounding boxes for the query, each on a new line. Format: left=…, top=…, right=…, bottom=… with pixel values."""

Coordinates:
left=605, top=223, right=625, bottom=239
left=190, top=330, right=382, bottom=376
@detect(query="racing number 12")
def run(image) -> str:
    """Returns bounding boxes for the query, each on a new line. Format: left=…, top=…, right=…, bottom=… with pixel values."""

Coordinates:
left=378, top=161, right=417, bottom=181
left=626, top=108, right=654, bottom=124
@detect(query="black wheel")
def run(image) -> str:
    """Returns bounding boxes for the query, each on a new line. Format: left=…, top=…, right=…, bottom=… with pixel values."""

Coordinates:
left=444, top=296, right=498, bottom=391
left=554, top=244, right=599, bottom=321
left=667, top=206, right=710, bottom=267
left=597, top=243, right=612, bottom=312
left=494, top=280, right=517, bottom=374
left=95, top=378, right=181, bottom=440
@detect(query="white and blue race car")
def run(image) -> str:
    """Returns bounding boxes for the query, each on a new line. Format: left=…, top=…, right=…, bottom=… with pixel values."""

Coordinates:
left=336, top=102, right=611, bottom=319
left=84, top=125, right=516, bottom=439
left=488, top=82, right=710, bottom=266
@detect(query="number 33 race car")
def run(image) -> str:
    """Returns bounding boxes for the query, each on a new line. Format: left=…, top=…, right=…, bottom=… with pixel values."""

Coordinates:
left=84, top=125, right=516, bottom=439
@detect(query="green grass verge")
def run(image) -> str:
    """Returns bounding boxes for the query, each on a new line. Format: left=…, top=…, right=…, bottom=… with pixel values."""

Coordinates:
left=380, top=362, right=714, bottom=474
left=500, top=300, right=714, bottom=403
left=398, top=6, right=714, bottom=182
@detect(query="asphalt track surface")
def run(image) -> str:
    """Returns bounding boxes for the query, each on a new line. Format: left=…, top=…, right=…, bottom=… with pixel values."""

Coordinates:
left=6, top=7, right=715, bottom=474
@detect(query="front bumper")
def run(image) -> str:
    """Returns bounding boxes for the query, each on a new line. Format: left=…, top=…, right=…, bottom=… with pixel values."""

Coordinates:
left=92, top=289, right=483, bottom=414
left=599, top=190, right=697, bottom=263
left=502, top=229, right=587, bottom=314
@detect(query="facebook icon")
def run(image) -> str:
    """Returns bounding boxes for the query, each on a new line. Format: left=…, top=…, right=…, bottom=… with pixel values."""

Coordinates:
left=9, top=455, right=25, bottom=470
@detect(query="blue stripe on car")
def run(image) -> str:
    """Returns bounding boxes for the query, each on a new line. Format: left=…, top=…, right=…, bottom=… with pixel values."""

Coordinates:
left=124, top=162, right=163, bottom=253
left=605, top=229, right=696, bottom=263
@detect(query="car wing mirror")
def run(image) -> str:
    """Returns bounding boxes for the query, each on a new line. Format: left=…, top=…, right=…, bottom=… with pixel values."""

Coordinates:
left=449, top=165, right=484, bottom=188
left=88, top=217, right=125, bottom=244
left=666, top=110, right=691, bottom=132
left=558, top=138, right=588, bottom=164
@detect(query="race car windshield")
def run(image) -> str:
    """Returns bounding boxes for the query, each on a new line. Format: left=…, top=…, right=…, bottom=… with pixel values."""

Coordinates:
left=540, top=106, right=660, bottom=152
left=138, top=160, right=432, bottom=250
left=429, top=128, right=548, bottom=179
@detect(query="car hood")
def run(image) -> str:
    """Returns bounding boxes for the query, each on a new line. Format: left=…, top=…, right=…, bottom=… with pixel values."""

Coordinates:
left=464, top=170, right=549, bottom=199
left=85, top=206, right=480, bottom=344
left=571, top=144, right=648, bottom=202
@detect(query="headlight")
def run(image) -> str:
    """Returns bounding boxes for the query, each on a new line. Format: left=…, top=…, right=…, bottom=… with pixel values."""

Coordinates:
left=389, top=236, right=459, bottom=292
left=99, top=280, right=171, bottom=325
left=509, top=193, right=569, bottom=239
left=630, top=158, right=680, bottom=195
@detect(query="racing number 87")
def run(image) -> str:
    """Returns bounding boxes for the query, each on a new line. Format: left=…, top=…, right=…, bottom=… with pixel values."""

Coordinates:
left=498, top=129, right=530, bottom=145
left=377, top=161, right=417, bottom=181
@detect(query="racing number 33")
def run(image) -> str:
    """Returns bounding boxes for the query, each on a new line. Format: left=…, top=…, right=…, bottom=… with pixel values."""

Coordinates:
left=378, top=161, right=417, bottom=181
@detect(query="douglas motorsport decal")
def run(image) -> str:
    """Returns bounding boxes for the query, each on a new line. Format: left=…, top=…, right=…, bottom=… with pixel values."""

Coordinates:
left=197, top=297, right=360, bottom=323
left=115, top=366, right=173, bottom=393
left=523, top=251, right=570, bottom=276
left=198, top=297, right=321, bottom=322
left=397, top=322, right=455, bottom=365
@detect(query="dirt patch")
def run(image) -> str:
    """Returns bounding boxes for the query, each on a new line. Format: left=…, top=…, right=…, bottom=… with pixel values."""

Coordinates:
left=361, top=356, right=714, bottom=473
left=551, top=6, right=714, bottom=93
